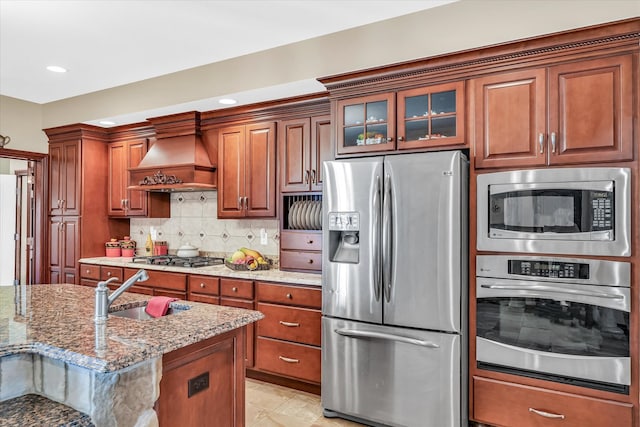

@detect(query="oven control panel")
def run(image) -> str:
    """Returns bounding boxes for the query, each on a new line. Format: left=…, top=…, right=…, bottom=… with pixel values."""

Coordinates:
left=508, top=259, right=589, bottom=279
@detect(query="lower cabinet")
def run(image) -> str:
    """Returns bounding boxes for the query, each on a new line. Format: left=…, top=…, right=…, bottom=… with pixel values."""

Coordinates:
left=254, top=281, right=321, bottom=385
left=123, top=268, right=187, bottom=299
left=156, top=328, right=246, bottom=427
left=220, top=278, right=255, bottom=368
left=473, top=377, right=633, bottom=427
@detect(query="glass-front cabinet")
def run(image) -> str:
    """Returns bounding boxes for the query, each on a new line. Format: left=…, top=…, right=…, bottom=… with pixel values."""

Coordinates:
left=335, top=82, right=465, bottom=155
left=337, top=93, right=395, bottom=154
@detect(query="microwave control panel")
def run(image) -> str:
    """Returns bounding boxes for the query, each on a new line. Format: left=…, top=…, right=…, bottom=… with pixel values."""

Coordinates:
left=590, top=191, right=613, bottom=230
left=508, top=259, right=590, bottom=279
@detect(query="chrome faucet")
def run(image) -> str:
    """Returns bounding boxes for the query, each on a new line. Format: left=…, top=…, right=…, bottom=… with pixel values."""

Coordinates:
left=95, top=269, right=149, bottom=323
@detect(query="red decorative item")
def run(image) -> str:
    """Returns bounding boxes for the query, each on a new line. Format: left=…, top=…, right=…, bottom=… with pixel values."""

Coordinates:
left=105, top=239, right=121, bottom=257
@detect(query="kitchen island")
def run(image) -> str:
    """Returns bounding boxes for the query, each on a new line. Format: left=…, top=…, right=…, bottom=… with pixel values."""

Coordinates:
left=0, top=283, right=263, bottom=426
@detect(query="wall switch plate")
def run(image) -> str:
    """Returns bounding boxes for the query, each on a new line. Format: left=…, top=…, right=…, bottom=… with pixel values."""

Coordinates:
left=260, top=228, right=268, bottom=245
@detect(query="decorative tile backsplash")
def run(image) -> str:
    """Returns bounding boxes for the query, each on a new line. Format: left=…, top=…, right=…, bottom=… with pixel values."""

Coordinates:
left=130, top=192, right=279, bottom=257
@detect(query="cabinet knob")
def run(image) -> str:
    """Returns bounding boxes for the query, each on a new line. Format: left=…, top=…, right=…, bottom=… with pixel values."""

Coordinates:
left=308, top=259, right=314, bottom=264
left=86, top=269, right=90, bottom=274
left=106, top=272, right=111, bottom=276
left=232, top=287, right=238, bottom=292
left=386, top=137, right=394, bottom=143
left=200, top=283, right=205, bottom=288
left=307, top=239, right=314, bottom=244
left=286, top=293, right=292, bottom=299
left=398, top=136, right=405, bottom=142
left=238, top=197, right=243, bottom=210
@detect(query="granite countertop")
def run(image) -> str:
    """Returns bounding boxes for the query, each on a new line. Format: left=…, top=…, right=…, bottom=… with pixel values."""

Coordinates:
left=0, top=284, right=263, bottom=373
left=79, top=257, right=322, bottom=286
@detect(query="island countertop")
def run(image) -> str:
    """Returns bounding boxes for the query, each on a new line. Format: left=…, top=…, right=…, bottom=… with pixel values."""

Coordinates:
left=0, top=284, right=263, bottom=373
left=79, top=256, right=322, bottom=286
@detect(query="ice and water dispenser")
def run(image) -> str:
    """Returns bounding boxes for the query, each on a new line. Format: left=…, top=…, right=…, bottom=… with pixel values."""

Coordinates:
left=327, top=212, right=360, bottom=264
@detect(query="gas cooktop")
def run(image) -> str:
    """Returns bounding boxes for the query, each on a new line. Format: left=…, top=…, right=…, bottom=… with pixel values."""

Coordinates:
left=132, top=255, right=225, bottom=268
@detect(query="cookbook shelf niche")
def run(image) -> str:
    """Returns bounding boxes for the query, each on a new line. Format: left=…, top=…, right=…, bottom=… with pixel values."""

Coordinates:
left=283, top=194, right=322, bottom=231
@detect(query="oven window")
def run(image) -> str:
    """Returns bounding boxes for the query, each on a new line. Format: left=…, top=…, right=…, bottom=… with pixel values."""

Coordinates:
left=477, top=297, right=629, bottom=357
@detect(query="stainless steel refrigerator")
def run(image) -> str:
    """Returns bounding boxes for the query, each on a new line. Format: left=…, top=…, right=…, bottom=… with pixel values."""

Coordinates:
left=322, top=151, right=468, bottom=427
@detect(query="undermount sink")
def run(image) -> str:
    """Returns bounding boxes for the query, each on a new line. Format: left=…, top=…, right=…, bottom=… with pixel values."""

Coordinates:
left=110, top=305, right=188, bottom=320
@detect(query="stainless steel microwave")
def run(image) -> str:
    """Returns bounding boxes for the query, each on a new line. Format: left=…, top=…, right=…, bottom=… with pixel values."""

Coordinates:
left=477, top=168, right=631, bottom=257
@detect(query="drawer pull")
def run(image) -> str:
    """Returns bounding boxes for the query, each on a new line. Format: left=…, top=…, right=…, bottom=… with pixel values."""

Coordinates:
left=106, top=272, right=112, bottom=276
left=286, top=293, right=292, bottom=299
left=279, top=356, right=299, bottom=363
left=528, top=408, right=565, bottom=420
left=232, top=287, right=238, bottom=292
left=307, top=239, right=314, bottom=244
left=200, top=283, right=205, bottom=288
left=279, top=321, right=300, bottom=327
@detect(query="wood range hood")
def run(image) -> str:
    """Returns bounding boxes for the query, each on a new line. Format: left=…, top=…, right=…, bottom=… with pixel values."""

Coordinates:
left=128, top=111, right=217, bottom=192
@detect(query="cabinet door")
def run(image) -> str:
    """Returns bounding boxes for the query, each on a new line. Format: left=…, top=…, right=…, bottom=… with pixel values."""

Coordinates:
left=123, top=139, right=148, bottom=216
left=548, top=54, right=633, bottom=165
left=49, top=216, right=79, bottom=284
left=245, top=122, right=276, bottom=217
left=336, top=93, right=395, bottom=155
left=218, top=126, right=246, bottom=218
left=48, top=217, right=63, bottom=280
left=397, top=81, right=465, bottom=150
left=108, top=141, right=127, bottom=216
left=49, top=143, right=64, bottom=216
left=279, top=118, right=311, bottom=193
left=61, top=140, right=81, bottom=216
left=310, top=115, right=331, bottom=192
left=473, top=69, right=547, bottom=169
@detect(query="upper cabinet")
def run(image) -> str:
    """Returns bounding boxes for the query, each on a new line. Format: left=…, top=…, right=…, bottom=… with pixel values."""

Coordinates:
left=107, top=124, right=170, bottom=218
left=279, top=114, right=331, bottom=192
left=217, top=122, right=277, bottom=218
left=335, top=82, right=465, bottom=155
left=473, top=54, right=634, bottom=169
left=49, top=139, right=81, bottom=216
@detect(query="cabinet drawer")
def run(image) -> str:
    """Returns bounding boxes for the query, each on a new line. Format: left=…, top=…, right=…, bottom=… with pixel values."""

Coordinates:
left=280, top=251, right=322, bottom=272
left=80, top=264, right=99, bottom=280
left=220, top=298, right=254, bottom=310
left=473, top=377, right=633, bottom=427
left=280, top=231, right=322, bottom=251
left=257, top=303, right=321, bottom=346
left=189, top=294, right=220, bottom=305
left=124, top=268, right=187, bottom=292
left=154, top=289, right=186, bottom=300
left=79, top=278, right=97, bottom=287
left=256, top=282, right=321, bottom=309
left=188, top=275, right=220, bottom=296
left=220, top=278, right=253, bottom=299
left=101, top=266, right=123, bottom=282
left=255, top=337, right=320, bottom=383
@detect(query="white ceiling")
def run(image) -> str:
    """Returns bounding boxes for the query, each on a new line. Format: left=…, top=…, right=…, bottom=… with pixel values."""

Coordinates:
left=0, top=0, right=457, bottom=106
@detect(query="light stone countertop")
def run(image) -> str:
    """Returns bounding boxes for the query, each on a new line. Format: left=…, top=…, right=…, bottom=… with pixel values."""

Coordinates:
left=0, top=284, right=263, bottom=373
left=79, top=256, right=322, bottom=286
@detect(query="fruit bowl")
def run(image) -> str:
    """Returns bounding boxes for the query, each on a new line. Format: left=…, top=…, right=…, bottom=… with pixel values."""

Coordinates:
left=224, top=258, right=272, bottom=271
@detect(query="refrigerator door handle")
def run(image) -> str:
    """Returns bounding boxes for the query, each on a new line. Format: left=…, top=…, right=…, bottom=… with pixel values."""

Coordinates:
left=335, top=328, right=440, bottom=348
left=372, top=174, right=382, bottom=301
left=382, top=173, right=393, bottom=302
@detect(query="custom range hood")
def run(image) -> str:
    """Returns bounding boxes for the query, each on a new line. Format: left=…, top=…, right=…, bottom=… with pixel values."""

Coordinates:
left=129, top=111, right=217, bottom=192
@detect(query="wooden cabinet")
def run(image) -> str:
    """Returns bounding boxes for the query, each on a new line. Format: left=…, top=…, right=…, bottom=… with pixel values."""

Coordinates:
left=279, top=115, right=331, bottom=192
left=79, top=264, right=122, bottom=290
left=157, top=328, right=246, bottom=427
left=254, top=282, right=321, bottom=384
left=217, top=122, right=276, bottom=218
left=49, top=140, right=81, bottom=216
left=49, top=216, right=79, bottom=284
left=473, top=54, right=634, bottom=169
left=279, top=230, right=322, bottom=273
left=336, top=81, right=465, bottom=155
left=107, top=135, right=170, bottom=218
left=187, top=275, right=220, bottom=305
left=219, top=278, right=255, bottom=367
left=123, top=267, right=187, bottom=299
left=45, top=125, right=130, bottom=285
left=473, top=377, right=633, bottom=427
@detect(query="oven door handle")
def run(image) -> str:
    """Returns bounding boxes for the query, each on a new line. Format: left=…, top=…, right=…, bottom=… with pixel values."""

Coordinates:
left=335, top=328, right=440, bottom=348
left=480, top=284, right=624, bottom=299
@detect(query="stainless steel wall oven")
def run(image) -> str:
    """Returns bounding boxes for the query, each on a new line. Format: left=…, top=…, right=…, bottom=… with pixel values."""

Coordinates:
left=476, top=255, right=630, bottom=394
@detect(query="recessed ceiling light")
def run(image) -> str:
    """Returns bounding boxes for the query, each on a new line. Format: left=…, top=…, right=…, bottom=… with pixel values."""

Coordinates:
left=46, top=65, right=67, bottom=73
left=218, top=98, right=237, bottom=105
left=99, top=120, right=116, bottom=126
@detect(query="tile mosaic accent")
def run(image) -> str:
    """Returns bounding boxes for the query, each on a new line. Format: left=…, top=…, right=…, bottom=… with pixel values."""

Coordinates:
left=131, top=191, right=280, bottom=258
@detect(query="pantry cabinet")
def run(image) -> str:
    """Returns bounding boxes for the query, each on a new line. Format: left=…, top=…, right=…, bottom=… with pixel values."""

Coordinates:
left=335, top=81, right=465, bottom=155
left=473, top=54, right=634, bottom=169
left=48, top=140, right=81, bottom=216
left=279, top=115, right=331, bottom=192
left=107, top=132, right=170, bottom=218
left=48, top=216, right=79, bottom=284
left=217, top=122, right=276, bottom=218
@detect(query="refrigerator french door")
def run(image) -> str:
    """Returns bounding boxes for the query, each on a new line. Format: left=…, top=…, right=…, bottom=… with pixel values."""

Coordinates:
left=322, top=151, right=468, bottom=427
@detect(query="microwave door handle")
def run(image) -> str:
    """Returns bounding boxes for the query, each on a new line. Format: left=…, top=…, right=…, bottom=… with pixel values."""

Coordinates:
left=480, top=284, right=624, bottom=299
left=372, top=175, right=382, bottom=302
left=382, top=173, right=393, bottom=303
left=335, top=328, right=440, bottom=348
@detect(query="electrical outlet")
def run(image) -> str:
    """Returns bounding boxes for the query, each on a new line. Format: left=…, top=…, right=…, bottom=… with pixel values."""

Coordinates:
left=260, top=228, right=268, bottom=245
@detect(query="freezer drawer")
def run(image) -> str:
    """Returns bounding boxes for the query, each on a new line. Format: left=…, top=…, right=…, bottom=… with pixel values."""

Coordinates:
left=322, top=317, right=464, bottom=427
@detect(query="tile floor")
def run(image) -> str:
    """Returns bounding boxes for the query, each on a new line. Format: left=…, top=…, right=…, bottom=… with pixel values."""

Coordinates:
left=245, top=379, right=364, bottom=427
